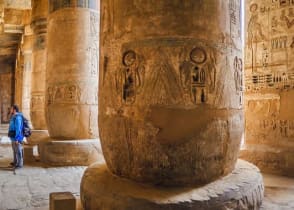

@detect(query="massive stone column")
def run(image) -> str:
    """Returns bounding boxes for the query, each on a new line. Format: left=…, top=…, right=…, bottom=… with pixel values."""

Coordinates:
left=14, top=50, right=23, bottom=109
left=30, top=0, right=48, bottom=130
left=240, top=0, right=294, bottom=176
left=21, top=25, right=33, bottom=120
left=81, top=1, right=264, bottom=209
left=39, top=0, right=103, bottom=166
left=29, top=0, right=49, bottom=143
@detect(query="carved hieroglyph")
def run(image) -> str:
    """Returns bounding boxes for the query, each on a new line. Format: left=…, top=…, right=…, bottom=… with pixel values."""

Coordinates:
left=242, top=0, right=294, bottom=174
left=21, top=27, right=33, bottom=120
left=46, top=2, right=99, bottom=140
left=99, top=0, right=244, bottom=186
left=30, top=0, right=48, bottom=130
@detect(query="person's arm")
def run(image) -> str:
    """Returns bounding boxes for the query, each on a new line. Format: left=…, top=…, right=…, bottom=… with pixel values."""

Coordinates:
left=14, top=115, right=23, bottom=142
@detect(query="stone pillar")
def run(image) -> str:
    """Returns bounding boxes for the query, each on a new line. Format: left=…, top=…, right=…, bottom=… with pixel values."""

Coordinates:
left=14, top=49, right=23, bottom=109
left=29, top=0, right=49, bottom=144
left=81, top=1, right=264, bottom=209
left=39, top=0, right=103, bottom=166
left=30, top=0, right=48, bottom=130
left=240, top=0, right=294, bottom=176
left=21, top=25, right=33, bottom=120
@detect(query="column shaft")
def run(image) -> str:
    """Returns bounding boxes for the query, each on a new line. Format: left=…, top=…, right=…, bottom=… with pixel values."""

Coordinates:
left=99, top=0, right=244, bottom=186
left=30, top=0, right=48, bottom=130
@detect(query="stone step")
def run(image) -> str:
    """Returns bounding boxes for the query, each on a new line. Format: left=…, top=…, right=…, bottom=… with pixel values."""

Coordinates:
left=0, top=124, right=9, bottom=136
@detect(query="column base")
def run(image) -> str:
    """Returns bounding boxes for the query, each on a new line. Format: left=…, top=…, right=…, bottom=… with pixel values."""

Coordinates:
left=39, top=139, right=104, bottom=166
left=240, top=144, right=294, bottom=176
left=27, top=130, right=49, bottom=145
left=80, top=159, right=264, bottom=210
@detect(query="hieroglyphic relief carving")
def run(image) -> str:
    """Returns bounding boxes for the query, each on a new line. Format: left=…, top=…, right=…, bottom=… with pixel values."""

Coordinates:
left=180, top=47, right=216, bottom=104
left=49, top=0, right=99, bottom=13
left=229, top=0, right=242, bottom=49
left=247, top=3, right=267, bottom=72
left=246, top=70, right=294, bottom=91
left=88, top=11, right=99, bottom=77
left=143, top=49, right=181, bottom=106
left=257, top=119, right=294, bottom=138
left=113, top=38, right=242, bottom=109
left=234, top=56, right=244, bottom=105
left=116, top=50, right=145, bottom=105
left=46, top=84, right=81, bottom=105
left=31, top=95, right=45, bottom=110
left=244, top=0, right=294, bottom=171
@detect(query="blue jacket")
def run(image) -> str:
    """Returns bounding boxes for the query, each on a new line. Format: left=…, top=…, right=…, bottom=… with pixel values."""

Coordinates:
left=8, top=113, right=24, bottom=142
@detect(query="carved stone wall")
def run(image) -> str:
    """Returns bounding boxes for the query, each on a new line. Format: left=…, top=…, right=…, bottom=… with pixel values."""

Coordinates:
left=0, top=64, right=13, bottom=123
left=241, top=0, right=294, bottom=175
left=46, top=0, right=99, bottom=139
left=30, top=0, right=47, bottom=130
left=99, top=0, right=243, bottom=186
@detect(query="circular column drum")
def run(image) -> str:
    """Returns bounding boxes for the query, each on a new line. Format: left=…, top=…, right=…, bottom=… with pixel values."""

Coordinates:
left=99, top=0, right=244, bottom=186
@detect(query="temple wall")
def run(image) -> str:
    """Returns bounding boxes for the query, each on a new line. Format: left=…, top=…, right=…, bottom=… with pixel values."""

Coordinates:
left=0, top=64, right=14, bottom=123
left=242, top=0, right=294, bottom=175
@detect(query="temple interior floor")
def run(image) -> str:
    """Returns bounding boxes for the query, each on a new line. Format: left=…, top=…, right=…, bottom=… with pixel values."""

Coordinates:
left=0, top=144, right=84, bottom=210
left=0, top=143, right=293, bottom=210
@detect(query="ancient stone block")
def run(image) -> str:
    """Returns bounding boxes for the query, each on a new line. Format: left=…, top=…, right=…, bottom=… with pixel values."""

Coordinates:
left=50, top=192, right=76, bottom=210
left=23, top=145, right=36, bottom=163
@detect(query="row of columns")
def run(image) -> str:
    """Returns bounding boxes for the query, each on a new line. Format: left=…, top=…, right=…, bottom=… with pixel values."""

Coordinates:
left=14, top=0, right=102, bottom=166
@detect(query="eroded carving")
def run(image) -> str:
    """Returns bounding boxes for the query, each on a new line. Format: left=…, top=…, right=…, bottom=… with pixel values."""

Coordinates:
left=46, top=84, right=81, bottom=105
left=234, top=56, right=244, bottom=105
left=243, top=0, right=294, bottom=175
left=180, top=46, right=216, bottom=104
left=120, top=50, right=144, bottom=104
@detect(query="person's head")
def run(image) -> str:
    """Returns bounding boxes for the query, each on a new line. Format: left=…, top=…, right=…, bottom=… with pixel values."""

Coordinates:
left=10, top=105, right=19, bottom=115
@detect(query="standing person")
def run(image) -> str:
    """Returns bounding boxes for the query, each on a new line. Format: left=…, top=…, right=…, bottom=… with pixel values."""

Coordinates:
left=8, top=105, right=24, bottom=169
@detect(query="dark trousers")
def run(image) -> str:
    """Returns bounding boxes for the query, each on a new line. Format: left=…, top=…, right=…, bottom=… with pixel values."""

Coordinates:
left=11, top=141, right=23, bottom=167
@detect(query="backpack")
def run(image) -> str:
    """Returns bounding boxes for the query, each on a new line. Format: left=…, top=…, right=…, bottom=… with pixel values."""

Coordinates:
left=22, top=116, right=31, bottom=137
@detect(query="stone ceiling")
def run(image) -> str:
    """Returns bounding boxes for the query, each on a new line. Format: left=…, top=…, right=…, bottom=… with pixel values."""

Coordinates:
left=0, top=0, right=31, bottom=70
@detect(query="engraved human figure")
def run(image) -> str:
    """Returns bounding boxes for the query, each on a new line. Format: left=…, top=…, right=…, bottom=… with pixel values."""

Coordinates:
left=248, top=3, right=266, bottom=72
left=248, top=3, right=266, bottom=47
left=280, top=8, right=294, bottom=28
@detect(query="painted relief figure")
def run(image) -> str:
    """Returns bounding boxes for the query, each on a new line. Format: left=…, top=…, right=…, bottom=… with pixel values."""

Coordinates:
left=280, top=8, right=294, bottom=29
left=121, top=50, right=144, bottom=104
left=248, top=3, right=266, bottom=47
left=248, top=3, right=266, bottom=72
